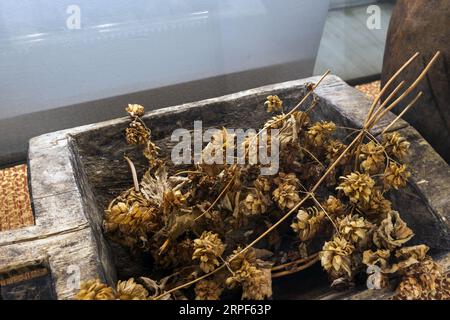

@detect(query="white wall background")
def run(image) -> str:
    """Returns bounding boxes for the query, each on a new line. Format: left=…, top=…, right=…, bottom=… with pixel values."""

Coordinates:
left=0, top=0, right=330, bottom=164
left=0, top=0, right=330, bottom=120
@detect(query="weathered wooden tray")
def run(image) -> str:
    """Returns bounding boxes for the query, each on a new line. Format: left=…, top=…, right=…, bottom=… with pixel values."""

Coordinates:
left=1, top=75, right=449, bottom=299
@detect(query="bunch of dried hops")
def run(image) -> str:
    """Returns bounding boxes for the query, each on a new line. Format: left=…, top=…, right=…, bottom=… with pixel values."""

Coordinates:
left=74, top=96, right=447, bottom=301
left=389, top=245, right=448, bottom=300
left=76, top=278, right=149, bottom=300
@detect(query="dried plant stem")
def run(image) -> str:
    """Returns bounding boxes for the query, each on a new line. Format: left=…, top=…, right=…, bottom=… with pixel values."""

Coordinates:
left=364, top=52, right=419, bottom=125
left=355, top=52, right=421, bottom=169
left=381, top=92, right=423, bottom=135
left=193, top=166, right=237, bottom=222
left=174, top=171, right=206, bottom=176
left=354, top=50, right=438, bottom=170
left=264, top=70, right=331, bottom=130
left=311, top=195, right=339, bottom=233
left=155, top=265, right=226, bottom=300
left=300, top=146, right=325, bottom=168
left=370, top=80, right=406, bottom=124
left=272, top=256, right=320, bottom=278
left=271, top=252, right=319, bottom=271
left=367, top=51, right=441, bottom=129
left=124, top=156, right=140, bottom=192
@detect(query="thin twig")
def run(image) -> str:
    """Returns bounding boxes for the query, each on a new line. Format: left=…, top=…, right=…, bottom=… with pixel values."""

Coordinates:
left=381, top=92, right=423, bottom=134
left=155, top=265, right=225, bottom=299
left=354, top=78, right=404, bottom=170
left=369, top=80, right=406, bottom=124
left=311, top=195, right=339, bottom=233
left=367, top=51, right=441, bottom=129
left=174, top=170, right=206, bottom=176
left=300, top=146, right=325, bottom=168
left=272, top=256, right=320, bottom=278
left=364, top=52, right=420, bottom=125
left=271, top=252, right=319, bottom=271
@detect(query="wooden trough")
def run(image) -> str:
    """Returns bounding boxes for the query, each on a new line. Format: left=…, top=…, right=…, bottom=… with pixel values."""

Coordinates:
left=1, top=75, right=449, bottom=299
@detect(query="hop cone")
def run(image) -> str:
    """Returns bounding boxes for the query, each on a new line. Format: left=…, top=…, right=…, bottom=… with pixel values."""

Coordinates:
left=75, top=279, right=117, bottom=300
left=193, top=231, right=225, bottom=273
left=320, top=236, right=355, bottom=280
left=337, top=172, right=375, bottom=204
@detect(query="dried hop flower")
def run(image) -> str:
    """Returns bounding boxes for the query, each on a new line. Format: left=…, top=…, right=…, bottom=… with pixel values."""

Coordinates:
left=359, top=141, right=386, bottom=174
left=307, top=121, right=336, bottom=147
left=254, top=177, right=271, bottom=193
left=291, top=207, right=325, bottom=241
left=125, top=121, right=150, bottom=145
left=193, top=231, right=226, bottom=273
left=116, top=278, right=149, bottom=300
left=337, top=172, right=375, bottom=204
left=373, top=211, right=414, bottom=250
left=228, top=247, right=257, bottom=271
left=195, top=279, right=223, bottom=300
left=325, top=139, right=349, bottom=164
left=395, top=276, right=423, bottom=300
left=336, top=214, right=373, bottom=247
left=241, top=190, right=270, bottom=216
left=226, top=260, right=272, bottom=300
left=382, top=132, right=410, bottom=159
left=265, top=95, right=283, bottom=112
left=104, top=196, right=157, bottom=247
left=323, top=195, right=345, bottom=216
left=75, top=279, right=117, bottom=300
left=273, top=173, right=300, bottom=210
left=392, top=244, right=429, bottom=272
left=383, top=162, right=410, bottom=190
left=320, top=236, right=355, bottom=279
left=396, top=244, right=429, bottom=263
left=362, top=249, right=391, bottom=270
left=404, top=257, right=443, bottom=296
left=126, top=104, right=145, bottom=117
left=360, top=188, right=392, bottom=219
